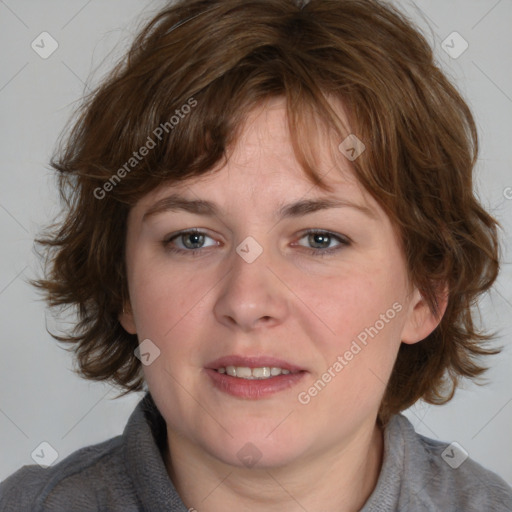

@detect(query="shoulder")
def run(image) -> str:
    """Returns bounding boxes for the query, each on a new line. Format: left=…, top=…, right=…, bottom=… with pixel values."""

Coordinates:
left=392, top=414, right=512, bottom=511
left=0, top=435, right=136, bottom=512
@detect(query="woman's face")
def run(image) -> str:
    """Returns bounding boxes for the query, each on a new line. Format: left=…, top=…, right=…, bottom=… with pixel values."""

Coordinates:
left=120, top=97, right=440, bottom=469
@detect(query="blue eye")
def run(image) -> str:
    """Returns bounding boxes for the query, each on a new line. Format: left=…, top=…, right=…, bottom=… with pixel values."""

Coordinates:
left=296, top=229, right=350, bottom=256
left=163, top=229, right=350, bottom=257
left=163, top=229, right=216, bottom=256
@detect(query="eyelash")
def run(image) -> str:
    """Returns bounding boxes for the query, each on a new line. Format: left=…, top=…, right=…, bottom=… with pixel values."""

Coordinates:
left=162, top=229, right=350, bottom=257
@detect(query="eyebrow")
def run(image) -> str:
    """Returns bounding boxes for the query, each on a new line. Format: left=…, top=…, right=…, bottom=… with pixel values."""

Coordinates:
left=142, top=193, right=378, bottom=222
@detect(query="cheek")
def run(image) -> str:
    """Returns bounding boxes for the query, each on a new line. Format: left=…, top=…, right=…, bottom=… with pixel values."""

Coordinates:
left=299, top=260, right=407, bottom=351
left=128, top=254, right=219, bottom=349
left=296, top=265, right=407, bottom=419
left=129, top=263, right=207, bottom=392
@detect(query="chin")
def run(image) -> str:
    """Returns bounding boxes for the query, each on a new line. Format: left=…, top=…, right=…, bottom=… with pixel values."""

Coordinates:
left=201, top=425, right=309, bottom=470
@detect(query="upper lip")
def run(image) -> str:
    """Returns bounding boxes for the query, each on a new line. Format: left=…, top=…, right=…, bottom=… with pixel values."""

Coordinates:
left=206, top=355, right=306, bottom=373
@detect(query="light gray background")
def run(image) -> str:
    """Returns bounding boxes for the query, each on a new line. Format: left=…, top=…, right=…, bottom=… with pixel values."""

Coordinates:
left=1, top=0, right=511, bottom=485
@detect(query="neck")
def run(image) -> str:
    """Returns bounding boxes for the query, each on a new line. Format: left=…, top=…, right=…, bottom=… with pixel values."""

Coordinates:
left=164, top=420, right=384, bottom=512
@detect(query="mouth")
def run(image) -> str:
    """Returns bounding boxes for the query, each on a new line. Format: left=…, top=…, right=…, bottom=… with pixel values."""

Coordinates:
left=204, top=355, right=307, bottom=399
left=215, top=365, right=298, bottom=379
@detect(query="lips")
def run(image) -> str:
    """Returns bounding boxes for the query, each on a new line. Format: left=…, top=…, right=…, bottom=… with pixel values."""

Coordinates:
left=205, top=355, right=306, bottom=373
left=204, top=355, right=308, bottom=399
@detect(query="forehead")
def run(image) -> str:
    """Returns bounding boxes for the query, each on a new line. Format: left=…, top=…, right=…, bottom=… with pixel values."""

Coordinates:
left=138, top=97, right=373, bottom=210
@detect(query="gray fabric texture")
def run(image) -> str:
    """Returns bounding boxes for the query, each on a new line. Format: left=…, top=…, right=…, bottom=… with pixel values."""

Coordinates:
left=1, top=392, right=511, bottom=511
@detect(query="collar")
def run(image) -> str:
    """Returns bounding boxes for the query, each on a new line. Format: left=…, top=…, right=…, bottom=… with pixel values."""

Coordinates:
left=122, top=392, right=188, bottom=511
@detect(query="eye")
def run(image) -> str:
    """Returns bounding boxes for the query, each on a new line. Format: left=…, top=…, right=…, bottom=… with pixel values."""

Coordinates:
left=163, top=228, right=350, bottom=257
left=163, top=229, right=217, bottom=255
left=295, top=229, right=350, bottom=256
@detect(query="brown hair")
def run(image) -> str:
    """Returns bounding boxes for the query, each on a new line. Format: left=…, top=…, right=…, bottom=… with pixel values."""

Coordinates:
left=33, top=0, right=501, bottom=424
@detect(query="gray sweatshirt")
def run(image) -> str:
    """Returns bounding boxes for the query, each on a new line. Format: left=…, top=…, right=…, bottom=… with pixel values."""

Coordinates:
left=1, top=392, right=511, bottom=511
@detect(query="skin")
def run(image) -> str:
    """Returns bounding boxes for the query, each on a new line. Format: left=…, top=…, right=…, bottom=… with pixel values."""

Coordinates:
left=119, top=97, right=447, bottom=512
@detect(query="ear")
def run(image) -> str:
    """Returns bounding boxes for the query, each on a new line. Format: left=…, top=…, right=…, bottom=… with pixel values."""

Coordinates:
left=118, top=302, right=137, bottom=335
left=400, top=284, right=448, bottom=345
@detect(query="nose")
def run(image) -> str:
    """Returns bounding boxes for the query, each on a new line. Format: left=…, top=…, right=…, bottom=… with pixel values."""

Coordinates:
left=213, top=240, right=290, bottom=332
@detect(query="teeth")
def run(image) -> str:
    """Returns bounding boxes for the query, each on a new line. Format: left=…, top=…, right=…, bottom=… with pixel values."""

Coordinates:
left=219, top=366, right=293, bottom=379
left=235, top=366, right=252, bottom=378
left=252, top=367, right=270, bottom=378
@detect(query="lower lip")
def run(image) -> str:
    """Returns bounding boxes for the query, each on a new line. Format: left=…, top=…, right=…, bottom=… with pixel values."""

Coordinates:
left=204, top=368, right=307, bottom=399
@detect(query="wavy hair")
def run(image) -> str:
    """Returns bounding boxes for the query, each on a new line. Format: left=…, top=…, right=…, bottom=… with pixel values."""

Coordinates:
left=32, top=0, right=501, bottom=424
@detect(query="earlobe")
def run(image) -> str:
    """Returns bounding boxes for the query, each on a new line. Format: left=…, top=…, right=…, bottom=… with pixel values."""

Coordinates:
left=400, top=285, right=448, bottom=345
left=118, top=302, right=137, bottom=335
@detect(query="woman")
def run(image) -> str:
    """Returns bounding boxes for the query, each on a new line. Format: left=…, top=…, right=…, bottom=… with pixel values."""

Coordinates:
left=1, top=0, right=511, bottom=510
